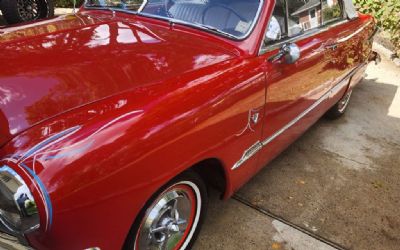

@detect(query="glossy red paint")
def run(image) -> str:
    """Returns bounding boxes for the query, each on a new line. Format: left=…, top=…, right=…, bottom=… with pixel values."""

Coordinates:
left=0, top=1, right=376, bottom=249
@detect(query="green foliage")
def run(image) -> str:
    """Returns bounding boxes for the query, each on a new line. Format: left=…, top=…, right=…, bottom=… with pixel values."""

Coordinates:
left=55, top=0, right=84, bottom=8
left=322, top=4, right=342, bottom=22
left=354, top=0, right=400, bottom=57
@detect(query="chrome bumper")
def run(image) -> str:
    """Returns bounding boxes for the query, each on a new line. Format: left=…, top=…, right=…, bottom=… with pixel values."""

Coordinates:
left=369, top=51, right=381, bottom=65
left=0, top=220, right=30, bottom=249
left=0, top=163, right=41, bottom=249
left=0, top=231, right=29, bottom=250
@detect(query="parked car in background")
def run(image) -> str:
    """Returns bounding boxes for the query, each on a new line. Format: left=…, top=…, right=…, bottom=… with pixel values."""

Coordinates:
left=0, top=0, right=377, bottom=249
left=0, top=0, right=54, bottom=24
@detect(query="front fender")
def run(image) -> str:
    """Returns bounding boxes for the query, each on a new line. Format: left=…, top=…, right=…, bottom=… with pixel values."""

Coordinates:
left=0, top=54, right=259, bottom=249
left=0, top=99, right=158, bottom=249
left=0, top=78, right=236, bottom=249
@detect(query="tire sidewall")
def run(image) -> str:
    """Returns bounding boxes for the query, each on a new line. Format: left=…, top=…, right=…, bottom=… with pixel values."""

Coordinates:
left=0, top=0, right=22, bottom=24
left=37, top=0, right=54, bottom=18
left=0, top=0, right=54, bottom=24
left=123, top=171, right=208, bottom=250
left=326, top=89, right=353, bottom=119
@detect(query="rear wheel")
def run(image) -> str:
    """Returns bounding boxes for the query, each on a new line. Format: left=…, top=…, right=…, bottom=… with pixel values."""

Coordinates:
left=326, top=89, right=353, bottom=119
left=0, top=0, right=54, bottom=24
left=124, top=171, right=208, bottom=250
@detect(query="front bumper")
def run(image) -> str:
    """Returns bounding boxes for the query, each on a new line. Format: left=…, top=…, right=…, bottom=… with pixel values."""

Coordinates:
left=0, top=162, right=41, bottom=249
left=0, top=221, right=30, bottom=248
left=0, top=219, right=32, bottom=249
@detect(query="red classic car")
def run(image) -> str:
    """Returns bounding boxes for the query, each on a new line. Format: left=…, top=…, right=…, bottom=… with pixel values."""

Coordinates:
left=0, top=0, right=377, bottom=249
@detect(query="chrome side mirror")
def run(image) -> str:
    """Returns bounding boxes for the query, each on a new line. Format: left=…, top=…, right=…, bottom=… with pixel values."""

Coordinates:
left=283, top=43, right=300, bottom=64
left=269, top=43, right=301, bottom=64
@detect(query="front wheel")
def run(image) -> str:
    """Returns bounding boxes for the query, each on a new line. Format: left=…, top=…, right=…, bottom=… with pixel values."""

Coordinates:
left=325, top=89, right=353, bottom=119
left=124, top=171, right=208, bottom=250
left=0, top=0, right=54, bottom=24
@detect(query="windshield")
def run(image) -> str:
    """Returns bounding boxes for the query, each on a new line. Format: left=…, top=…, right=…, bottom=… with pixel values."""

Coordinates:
left=84, top=0, right=263, bottom=39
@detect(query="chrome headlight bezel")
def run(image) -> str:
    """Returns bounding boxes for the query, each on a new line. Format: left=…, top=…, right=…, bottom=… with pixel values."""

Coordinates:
left=0, top=164, right=40, bottom=236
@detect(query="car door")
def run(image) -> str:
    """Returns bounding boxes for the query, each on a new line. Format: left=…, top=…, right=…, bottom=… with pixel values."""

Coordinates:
left=319, top=0, right=374, bottom=88
left=254, top=0, right=335, bottom=170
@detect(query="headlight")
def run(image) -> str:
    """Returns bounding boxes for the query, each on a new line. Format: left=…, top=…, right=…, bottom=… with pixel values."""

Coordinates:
left=0, top=165, right=40, bottom=234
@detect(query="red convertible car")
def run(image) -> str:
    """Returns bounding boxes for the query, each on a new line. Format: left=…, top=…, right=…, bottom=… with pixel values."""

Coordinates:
left=0, top=0, right=377, bottom=249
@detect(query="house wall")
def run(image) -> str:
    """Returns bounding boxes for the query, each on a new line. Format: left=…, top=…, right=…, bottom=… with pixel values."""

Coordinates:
left=298, top=8, right=322, bottom=30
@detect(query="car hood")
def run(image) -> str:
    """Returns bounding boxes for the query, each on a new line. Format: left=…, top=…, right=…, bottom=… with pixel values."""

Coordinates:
left=0, top=12, right=236, bottom=146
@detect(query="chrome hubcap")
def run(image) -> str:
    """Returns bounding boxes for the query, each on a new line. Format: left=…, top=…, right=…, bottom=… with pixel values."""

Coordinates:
left=135, top=184, right=198, bottom=250
left=338, top=90, right=352, bottom=113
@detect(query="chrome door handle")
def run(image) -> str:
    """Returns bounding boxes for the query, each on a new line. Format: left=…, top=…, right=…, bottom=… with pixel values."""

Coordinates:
left=325, top=43, right=338, bottom=50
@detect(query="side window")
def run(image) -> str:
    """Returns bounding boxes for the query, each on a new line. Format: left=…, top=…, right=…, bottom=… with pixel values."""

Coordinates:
left=288, top=0, right=322, bottom=36
left=322, top=0, right=343, bottom=24
left=264, top=0, right=287, bottom=44
left=262, top=0, right=343, bottom=51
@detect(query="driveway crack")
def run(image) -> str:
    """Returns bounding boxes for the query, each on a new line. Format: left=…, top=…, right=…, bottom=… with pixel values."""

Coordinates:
left=232, top=194, right=348, bottom=250
left=311, top=145, right=370, bottom=166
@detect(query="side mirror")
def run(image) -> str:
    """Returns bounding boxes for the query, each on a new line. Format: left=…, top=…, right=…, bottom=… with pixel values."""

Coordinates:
left=269, top=43, right=301, bottom=64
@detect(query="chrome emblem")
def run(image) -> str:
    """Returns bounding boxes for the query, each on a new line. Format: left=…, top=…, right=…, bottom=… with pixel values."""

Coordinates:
left=236, top=109, right=261, bottom=136
left=251, top=112, right=259, bottom=124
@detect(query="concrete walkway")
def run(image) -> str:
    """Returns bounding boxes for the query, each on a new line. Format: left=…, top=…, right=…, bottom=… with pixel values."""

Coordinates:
left=54, top=8, right=75, bottom=15
left=193, top=191, right=337, bottom=250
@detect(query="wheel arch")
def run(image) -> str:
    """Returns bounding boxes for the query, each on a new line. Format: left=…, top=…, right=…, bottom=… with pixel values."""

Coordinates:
left=190, top=157, right=228, bottom=199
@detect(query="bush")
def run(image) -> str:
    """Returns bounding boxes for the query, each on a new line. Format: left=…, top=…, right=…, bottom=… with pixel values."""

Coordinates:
left=55, top=0, right=84, bottom=8
left=354, top=0, right=400, bottom=57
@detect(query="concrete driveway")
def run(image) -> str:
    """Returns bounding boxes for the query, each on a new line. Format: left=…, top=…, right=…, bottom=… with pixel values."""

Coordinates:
left=194, top=50, right=400, bottom=250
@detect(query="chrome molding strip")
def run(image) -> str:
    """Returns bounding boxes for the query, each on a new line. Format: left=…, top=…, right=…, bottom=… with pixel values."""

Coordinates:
left=231, top=141, right=263, bottom=170
left=232, top=65, right=364, bottom=170
left=262, top=74, right=352, bottom=147
left=262, top=94, right=326, bottom=147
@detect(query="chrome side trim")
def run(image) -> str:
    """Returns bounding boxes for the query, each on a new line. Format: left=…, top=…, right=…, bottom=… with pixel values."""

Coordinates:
left=262, top=75, right=352, bottom=147
left=231, top=141, right=262, bottom=170
left=262, top=94, right=326, bottom=146
left=232, top=64, right=364, bottom=170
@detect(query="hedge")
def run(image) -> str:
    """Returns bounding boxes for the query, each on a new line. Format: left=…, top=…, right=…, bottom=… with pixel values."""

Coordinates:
left=354, top=0, right=400, bottom=57
left=55, top=0, right=83, bottom=8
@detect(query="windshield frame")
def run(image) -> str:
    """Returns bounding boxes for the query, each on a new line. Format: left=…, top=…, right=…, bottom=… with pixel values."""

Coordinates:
left=83, top=0, right=265, bottom=41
